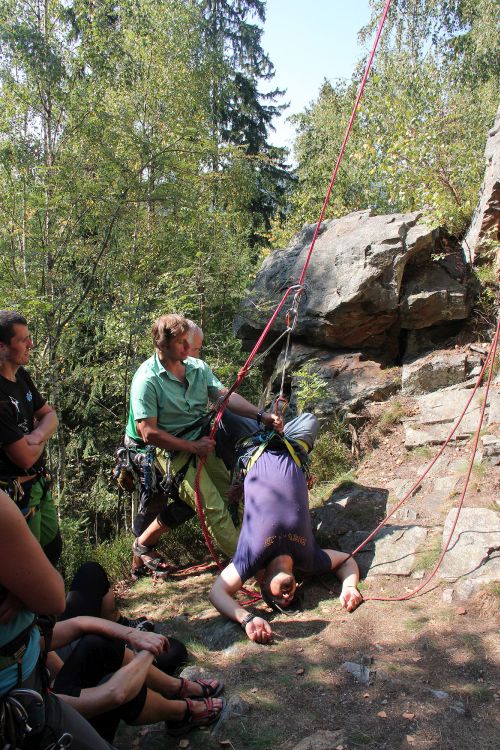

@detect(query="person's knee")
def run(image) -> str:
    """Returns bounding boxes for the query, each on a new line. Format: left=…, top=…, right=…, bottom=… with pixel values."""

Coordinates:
left=158, top=501, right=195, bottom=529
left=154, top=637, right=188, bottom=675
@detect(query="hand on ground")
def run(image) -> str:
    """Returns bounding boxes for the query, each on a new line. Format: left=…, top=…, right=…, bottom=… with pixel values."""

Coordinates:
left=245, top=616, right=272, bottom=644
left=127, top=629, right=168, bottom=655
left=339, top=585, right=363, bottom=612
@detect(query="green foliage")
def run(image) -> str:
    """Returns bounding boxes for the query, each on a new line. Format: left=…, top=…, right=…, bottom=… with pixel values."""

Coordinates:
left=293, top=361, right=329, bottom=414
left=309, top=419, right=352, bottom=485
left=59, top=517, right=93, bottom=586
left=277, top=0, right=498, bottom=242
left=93, top=534, right=134, bottom=583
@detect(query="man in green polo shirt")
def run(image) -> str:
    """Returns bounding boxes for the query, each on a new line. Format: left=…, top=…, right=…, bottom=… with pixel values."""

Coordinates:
left=126, top=313, right=282, bottom=577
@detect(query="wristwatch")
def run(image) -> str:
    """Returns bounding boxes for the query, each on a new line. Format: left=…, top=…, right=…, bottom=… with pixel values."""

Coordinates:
left=256, top=410, right=264, bottom=426
left=240, top=612, right=256, bottom=630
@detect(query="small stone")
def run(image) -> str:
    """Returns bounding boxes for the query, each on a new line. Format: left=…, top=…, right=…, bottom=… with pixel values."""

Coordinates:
left=456, top=607, right=467, bottom=616
left=377, top=710, right=388, bottom=718
left=250, top=687, right=258, bottom=693
left=451, top=701, right=466, bottom=715
left=442, top=588, right=454, bottom=603
left=296, top=668, right=305, bottom=675
left=406, top=737, right=416, bottom=744
left=403, top=712, right=416, bottom=720
left=380, top=699, right=388, bottom=705
left=297, top=647, right=304, bottom=653
left=430, top=690, right=449, bottom=700
left=179, top=741, right=190, bottom=749
left=342, top=662, right=372, bottom=685
left=363, top=693, right=370, bottom=698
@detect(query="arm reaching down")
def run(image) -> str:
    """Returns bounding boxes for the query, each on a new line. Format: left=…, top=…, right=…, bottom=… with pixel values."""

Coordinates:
left=324, top=550, right=363, bottom=612
left=209, top=563, right=272, bottom=644
left=136, top=416, right=215, bottom=457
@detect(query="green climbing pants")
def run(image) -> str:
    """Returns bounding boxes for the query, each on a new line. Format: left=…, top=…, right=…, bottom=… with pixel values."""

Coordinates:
left=156, top=450, right=239, bottom=557
left=27, top=477, right=59, bottom=548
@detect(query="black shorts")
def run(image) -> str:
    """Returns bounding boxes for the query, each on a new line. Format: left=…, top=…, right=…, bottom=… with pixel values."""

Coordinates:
left=53, top=634, right=147, bottom=743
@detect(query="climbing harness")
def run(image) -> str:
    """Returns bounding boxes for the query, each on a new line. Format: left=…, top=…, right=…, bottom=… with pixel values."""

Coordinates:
left=1, top=688, right=45, bottom=749
left=233, top=429, right=311, bottom=487
left=0, top=612, right=63, bottom=750
left=190, top=0, right=498, bottom=608
left=0, top=620, right=35, bottom=689
left=0, top=472, right=51, bottom=523
left=192, top=0, right=395, bottom=573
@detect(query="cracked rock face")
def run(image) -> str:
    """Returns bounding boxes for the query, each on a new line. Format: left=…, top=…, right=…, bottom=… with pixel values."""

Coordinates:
left=235, top=209, right=472, bottom=353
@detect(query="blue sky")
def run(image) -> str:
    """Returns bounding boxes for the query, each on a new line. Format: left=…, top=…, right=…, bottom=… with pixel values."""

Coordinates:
left=261, top=0, right=373, bottom=152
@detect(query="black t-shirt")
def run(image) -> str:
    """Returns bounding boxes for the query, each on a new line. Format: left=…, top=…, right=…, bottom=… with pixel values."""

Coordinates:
left=0, top=367, right=46, bottom=477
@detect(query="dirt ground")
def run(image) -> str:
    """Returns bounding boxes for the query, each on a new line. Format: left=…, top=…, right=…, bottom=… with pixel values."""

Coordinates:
left=115, top=410, right=500, bottom=750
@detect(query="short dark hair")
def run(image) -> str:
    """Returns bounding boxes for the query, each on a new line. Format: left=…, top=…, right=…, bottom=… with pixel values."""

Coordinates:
left=0, top=311, right=28, bottom=345
left=151, top=314, right=189, bottom=351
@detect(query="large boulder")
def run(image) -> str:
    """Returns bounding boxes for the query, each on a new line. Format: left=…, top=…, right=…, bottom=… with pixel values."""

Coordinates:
left=403, top=383, right=500, bottom=447
left=235, top=210, right=473, bottom=353
left=463, top=104, right=500, bottom=272
left=401, top=348, right=483, bottom=395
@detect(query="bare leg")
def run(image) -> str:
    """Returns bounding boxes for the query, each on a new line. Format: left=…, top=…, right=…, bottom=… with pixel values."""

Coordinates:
left=121, top=650, right=219, bottom=699
left=132, top=517, right=171, bottom=573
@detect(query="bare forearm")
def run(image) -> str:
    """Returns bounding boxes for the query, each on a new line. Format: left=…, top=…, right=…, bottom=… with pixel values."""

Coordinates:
left=31, top=409, right=58, bottom=443
left=209, top=580, right=248, bottom=626
left=52, top=616, right=134, bottom=649
left=336, top=558, right=359, bottom=588
left=138, top=424, right=194, bottom=454
left=226, top=393, right=260, bottom=419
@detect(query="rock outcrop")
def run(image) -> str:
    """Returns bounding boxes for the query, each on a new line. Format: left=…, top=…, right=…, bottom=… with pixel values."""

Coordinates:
left=235, top=210, right=472, bottom=355
left=463, top=104, right=500, bottom=273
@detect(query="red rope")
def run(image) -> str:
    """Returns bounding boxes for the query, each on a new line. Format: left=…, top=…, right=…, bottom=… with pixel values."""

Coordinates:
left=299, top=0, right=393, bottom=286
left=364, top=316, right=499, bottom=602
left=348, top=322, right=500, bottom=562
left=191, top=0, right=394, bottom=574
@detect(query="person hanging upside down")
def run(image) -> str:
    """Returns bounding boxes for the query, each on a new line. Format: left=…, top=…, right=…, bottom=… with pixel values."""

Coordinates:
left=209, top=413, right=363, bottom=643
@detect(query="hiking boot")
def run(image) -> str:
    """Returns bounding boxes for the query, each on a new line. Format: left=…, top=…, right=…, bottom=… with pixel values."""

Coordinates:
left=118, top=615, right=155, bottom=632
